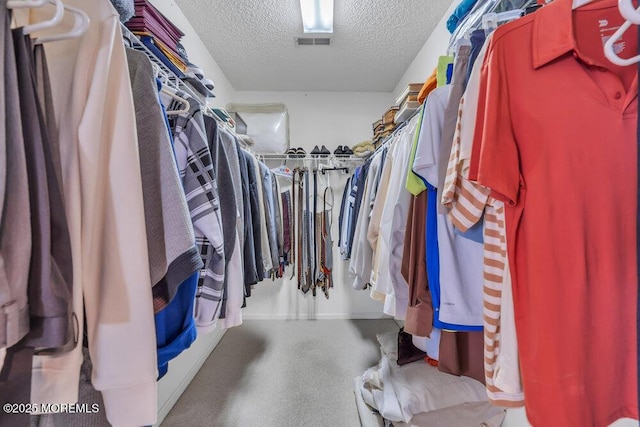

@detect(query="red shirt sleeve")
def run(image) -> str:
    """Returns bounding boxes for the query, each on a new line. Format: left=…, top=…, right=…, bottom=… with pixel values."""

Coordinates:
left=468, top=40, right=521, bottom=207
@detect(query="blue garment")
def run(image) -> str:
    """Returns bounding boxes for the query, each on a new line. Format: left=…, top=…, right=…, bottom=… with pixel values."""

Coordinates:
left=155, top=271, right=199, bottom=378
left=261, top=164, right=279, bottom=273
left=342, top=167, right=360, bottom=258
left=338, top=176, right=351, bottom=248
left=154, top=79, right=199, bottom=378
left=425, top=182, right=482, bottom=332
left=454, top=217, right=484, bottom=243
left=347, top=162, right=370, bottom=258
left=465, top=29, right=487, bottom=89
left=446, top=0, right=479, bottom=33
left=446, top=63, right=454, bottom=85
left=139, top=36, right=185, bottom=78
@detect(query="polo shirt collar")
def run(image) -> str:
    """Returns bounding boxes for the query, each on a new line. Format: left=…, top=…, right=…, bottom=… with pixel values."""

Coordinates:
left=532, top=0, right=617, bottom=69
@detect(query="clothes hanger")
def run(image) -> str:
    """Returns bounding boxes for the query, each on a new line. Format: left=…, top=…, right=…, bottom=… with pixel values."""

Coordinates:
left=162, top=85, right=190, bottom=115
left=481, top=9, right=524, bottom=33
left=151, top=63, right=190, bottom=115
left=618, top=0, right=640, bottom=24
left=603, top=16, right=640, bottom=65
left=34, top=5, right=89, bottom=44
left=7, top=0, right=65, bottom=35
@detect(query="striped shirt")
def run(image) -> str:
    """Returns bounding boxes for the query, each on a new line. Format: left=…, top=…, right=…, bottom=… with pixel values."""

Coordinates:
left=441, top=42, right=524, bottom=407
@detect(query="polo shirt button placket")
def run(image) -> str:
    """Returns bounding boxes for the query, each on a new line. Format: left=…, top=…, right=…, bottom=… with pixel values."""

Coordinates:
left=614, top=92, right=622, bottom=100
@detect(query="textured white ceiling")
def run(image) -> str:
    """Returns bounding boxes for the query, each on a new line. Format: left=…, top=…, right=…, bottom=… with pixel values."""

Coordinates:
left=175, top=0, right=453, bottom=92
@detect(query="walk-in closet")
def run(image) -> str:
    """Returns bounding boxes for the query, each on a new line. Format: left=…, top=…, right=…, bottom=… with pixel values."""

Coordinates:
left=1, top=0, right=639, bottom=426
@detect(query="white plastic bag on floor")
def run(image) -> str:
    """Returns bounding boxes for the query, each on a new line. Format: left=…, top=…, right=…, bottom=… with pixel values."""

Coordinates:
left=361, top=354, right=408, bottom=422
left=359, top=332, right=489, bottom=423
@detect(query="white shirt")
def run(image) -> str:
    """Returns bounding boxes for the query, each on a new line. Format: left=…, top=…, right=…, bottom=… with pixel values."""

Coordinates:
left=378, top=115, right=419, bottom=319
left=349, top=152, right=382, bottom=290
left=413, top=85, right=484, bottom=328
left=27, top=2, right=157, bottom=425
left=368, top=141, right=397, bottom=301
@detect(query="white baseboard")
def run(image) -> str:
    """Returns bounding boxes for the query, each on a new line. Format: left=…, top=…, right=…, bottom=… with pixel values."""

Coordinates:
left=155, top=327, right=227, bottom=426
left=241, top=312, right=391, bottom=320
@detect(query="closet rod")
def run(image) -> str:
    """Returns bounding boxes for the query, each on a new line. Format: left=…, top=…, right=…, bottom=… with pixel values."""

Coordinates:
left=259, top=154, right=365, bottom=162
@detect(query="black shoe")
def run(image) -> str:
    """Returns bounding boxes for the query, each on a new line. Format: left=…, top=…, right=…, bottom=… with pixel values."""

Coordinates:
left=295, top=147, right=306, bottom=158
left=342, top=146, right=354, bottom=156
left=286, top=148, right=297, bottom=157
left=334, top=145, right=344, bottom=156
left=320, top=145, right=330, bottom=157
left=310, top=145, right=320, bottom=157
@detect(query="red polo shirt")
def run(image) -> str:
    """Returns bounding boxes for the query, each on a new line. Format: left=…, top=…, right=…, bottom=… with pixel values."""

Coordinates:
left=469, top=0, right=638, bottom=425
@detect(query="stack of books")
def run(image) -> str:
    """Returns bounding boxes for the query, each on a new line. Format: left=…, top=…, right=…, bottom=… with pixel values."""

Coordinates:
left=372, top=106, right=399, bottom=146
left=394, top=83, right=422, bottom=124
left=126, top=0, right=186, bottom=76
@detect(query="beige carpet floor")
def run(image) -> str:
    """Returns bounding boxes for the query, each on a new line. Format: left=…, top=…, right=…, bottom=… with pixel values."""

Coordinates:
left=161, top=319, right=397, bottom=427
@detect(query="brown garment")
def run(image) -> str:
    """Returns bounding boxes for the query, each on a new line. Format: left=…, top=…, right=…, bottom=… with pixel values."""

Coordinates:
left=438, top=330, right=485, bottom=385
left=401, top=192, right=433, bottom=338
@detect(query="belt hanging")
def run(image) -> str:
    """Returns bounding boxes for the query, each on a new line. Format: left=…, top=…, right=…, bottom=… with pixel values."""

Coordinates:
left=322, top=185, right=334, bottom=298
left=290, top=168, right=297, bottom=280
left=303, top=168, right=312, bottom=293
left=312, top=168, right=318, bottom=297
left=296, top=169, right=304, bottom=288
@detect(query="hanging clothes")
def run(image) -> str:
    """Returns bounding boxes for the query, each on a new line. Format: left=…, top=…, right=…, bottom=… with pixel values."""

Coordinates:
left=436, top=45, right=470, bottom=215
left=259, top=163, right=280, bottom=278
left=414, top=85, right=483, bottom=331
left=440, top=32, right=524, bottom=406
left=401, top=191, right=433, bottom=339
left=253, top=156, right=273, bottom=276
left=368, top=145, right=395, bottom=301
left=350, top=153, right=383, bottom=291
left=209, top=122, right=243, bottom=328
left=243, top=150, right=265, bottom=282
left=126, top=48, right=201, bottom=311
left=14, top=27, right=75, bottom=352
left=375, top=116, right=419, bottom=319
left=170, top=101, right=226, bottom=333
left=23, top=2, right=158, bottom=424
left=0, top=4, right=31, bottom=353
left=468, top=1, right=638, bottom=424
left=237, top=145, right=258, bottom=299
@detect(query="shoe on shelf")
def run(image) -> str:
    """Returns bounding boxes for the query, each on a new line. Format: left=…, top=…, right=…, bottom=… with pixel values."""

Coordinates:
left=334, top=145, right=344, bottom=156
left=295, top=147, right=306, bottom=158
left=320, top=145, right=330, bottom=157
left=342, top=146, right=354, bottom=156
left=285, top=148, right=297, bottom=157
left=310, top=145, right=321, bottom=157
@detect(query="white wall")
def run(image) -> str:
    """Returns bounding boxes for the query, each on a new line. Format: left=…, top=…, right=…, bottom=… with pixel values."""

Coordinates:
left=234, top=91, right=394, bottom=151
left=392, top=0, right=458, bottom=101
left=149, top=0, right=236, bottom=106
left=242, top=165, right=387, bottom=320
left=233, top=91, right=394, bottom=319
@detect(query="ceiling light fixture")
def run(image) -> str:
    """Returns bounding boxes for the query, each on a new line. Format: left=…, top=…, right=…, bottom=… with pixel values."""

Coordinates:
left=299, top=0, right=333, bottom=33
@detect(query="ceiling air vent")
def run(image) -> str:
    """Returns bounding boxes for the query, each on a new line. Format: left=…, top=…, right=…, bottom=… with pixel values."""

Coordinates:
left=295, top=37, right=331, bottom=46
